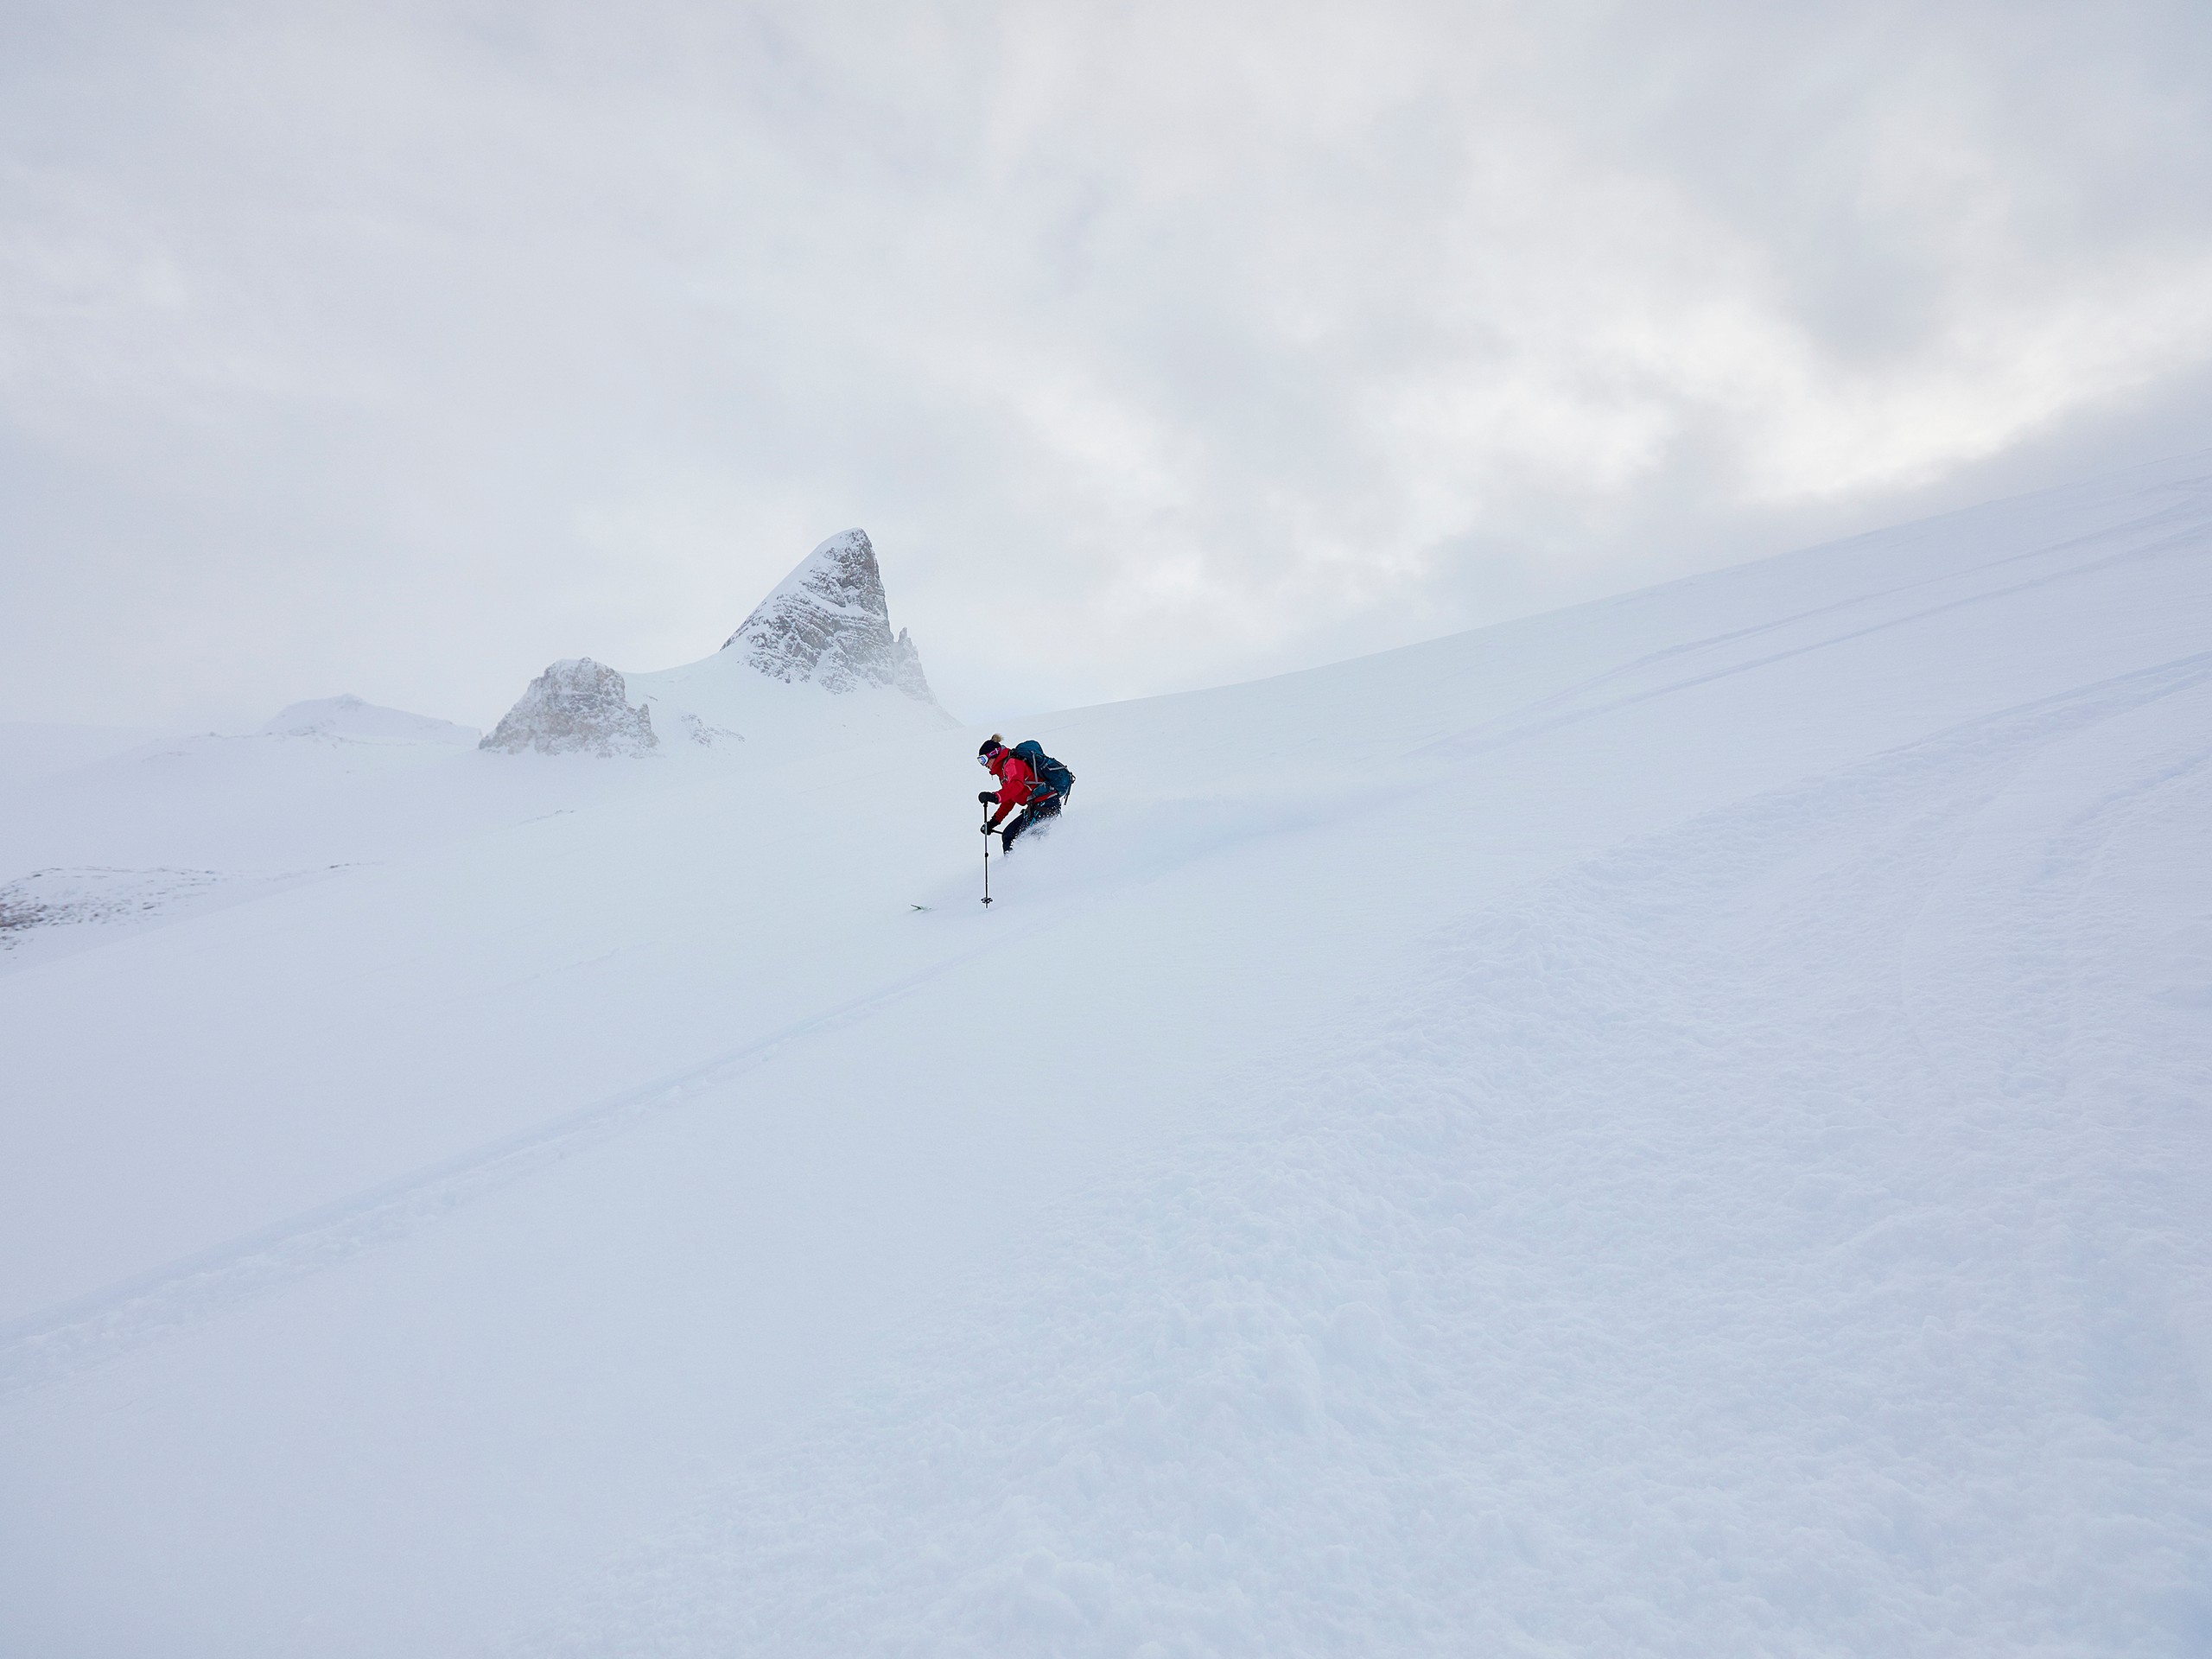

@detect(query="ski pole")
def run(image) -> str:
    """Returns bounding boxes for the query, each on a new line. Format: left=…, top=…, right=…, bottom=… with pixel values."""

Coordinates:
left=982, top=810, right=993, bottom=906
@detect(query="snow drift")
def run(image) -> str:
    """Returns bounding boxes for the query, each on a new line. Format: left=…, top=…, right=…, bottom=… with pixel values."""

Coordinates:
left=1, top=460, right=2209, bottom=1656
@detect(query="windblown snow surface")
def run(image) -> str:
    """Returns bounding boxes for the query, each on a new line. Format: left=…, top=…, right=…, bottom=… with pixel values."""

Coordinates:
left=3, top=456, right=2211, bottom=1656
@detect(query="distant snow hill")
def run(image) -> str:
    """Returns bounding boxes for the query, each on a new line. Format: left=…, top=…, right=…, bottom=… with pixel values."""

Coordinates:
left=2, top=470, right=2209, bottom=1658
left=258, top=694, right=478, bottom=746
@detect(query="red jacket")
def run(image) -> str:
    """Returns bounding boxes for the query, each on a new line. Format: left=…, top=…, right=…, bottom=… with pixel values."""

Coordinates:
left=985, top=750, right=1041, bottom=827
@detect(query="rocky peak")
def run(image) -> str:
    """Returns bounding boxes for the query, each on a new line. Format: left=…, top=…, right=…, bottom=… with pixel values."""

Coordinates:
left=723, top=529, right=935, bottom=702
left=479, top=658, right=657, bottom=757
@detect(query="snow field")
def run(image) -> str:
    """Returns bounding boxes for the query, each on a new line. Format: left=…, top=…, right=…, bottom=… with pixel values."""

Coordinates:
left=519, top=639, right=2212, bottom=1656
left=1, top=454, right=2209, bottom=1655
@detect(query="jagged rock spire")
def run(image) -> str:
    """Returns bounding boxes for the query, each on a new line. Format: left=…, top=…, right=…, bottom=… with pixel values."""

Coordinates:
left=723, top=529, right=935, bottom=702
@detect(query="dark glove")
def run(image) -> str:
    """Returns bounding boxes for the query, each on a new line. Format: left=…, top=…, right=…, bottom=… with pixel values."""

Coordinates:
left=978, top=791, right=997, bottom=805
left=980, top=821, right=997, bottom=834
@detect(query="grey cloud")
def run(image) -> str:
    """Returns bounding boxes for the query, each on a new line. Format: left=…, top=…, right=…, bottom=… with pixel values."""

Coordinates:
left=3, top=0, right=2209, bottom=728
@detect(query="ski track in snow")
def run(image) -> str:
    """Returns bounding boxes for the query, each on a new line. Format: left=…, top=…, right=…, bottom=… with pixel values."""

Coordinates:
left=1424, top=511, right=2208, bottom=768
left=0, top=900, right=1085, bottom=1399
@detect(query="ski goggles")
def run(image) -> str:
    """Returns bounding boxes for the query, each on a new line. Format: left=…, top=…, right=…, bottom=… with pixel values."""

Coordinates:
left=977, top=749, right=1001, bottom=767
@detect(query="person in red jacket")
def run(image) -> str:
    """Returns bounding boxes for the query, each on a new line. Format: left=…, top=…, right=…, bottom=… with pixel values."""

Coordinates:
left=977, top=734, right=1064, bottom=851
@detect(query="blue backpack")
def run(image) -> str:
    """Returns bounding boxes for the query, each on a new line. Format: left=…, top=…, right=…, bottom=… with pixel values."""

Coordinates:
left=1010, top=739, right=1075, bottom=804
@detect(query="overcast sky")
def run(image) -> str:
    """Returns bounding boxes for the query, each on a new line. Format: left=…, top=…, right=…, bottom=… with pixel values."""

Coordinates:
left=4, top=0, right=2211, bottom=732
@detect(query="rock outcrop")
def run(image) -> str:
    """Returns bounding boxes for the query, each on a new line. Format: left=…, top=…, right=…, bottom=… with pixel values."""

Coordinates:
left=722, top=529, right=936, bottom=702
left=479, top=658, right=658, bottom=757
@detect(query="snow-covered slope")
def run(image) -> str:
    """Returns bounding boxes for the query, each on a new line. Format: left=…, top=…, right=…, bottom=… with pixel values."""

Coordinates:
left=2, top=456, right=2209, bottom=1656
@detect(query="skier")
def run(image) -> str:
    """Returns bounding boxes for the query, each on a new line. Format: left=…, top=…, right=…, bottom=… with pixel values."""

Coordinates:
left=977, top=734, right=1073, bottom=852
